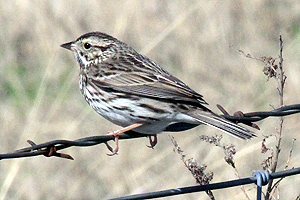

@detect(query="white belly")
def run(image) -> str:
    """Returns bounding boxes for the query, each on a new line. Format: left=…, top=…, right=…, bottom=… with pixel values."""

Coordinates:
left=82, top=83, right=182, bottom=134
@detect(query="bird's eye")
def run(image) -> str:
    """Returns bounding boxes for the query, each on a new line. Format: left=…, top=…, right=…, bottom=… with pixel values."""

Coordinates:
left=84, top=43, right=91, bottom=49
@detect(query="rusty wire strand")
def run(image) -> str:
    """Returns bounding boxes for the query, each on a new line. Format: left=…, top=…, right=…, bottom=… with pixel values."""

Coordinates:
left=0, top=103, right=300, bottom=160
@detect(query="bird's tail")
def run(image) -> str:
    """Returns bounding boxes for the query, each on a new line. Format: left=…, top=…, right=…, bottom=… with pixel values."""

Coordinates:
left=188, top=111, right=256, bottom=140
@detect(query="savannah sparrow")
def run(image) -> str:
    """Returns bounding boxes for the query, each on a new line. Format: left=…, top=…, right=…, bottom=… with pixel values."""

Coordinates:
left=61, top=32, right=255, bottom=155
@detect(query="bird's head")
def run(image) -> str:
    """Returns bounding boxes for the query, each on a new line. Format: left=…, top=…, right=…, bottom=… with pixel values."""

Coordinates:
left=61, top=32, right=121, bottom=67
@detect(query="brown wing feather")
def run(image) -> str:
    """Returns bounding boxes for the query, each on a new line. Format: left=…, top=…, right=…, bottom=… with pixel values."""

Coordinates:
left=90, top=71, right=207, bottom=107
left=87, top=49, right=208, bottom=107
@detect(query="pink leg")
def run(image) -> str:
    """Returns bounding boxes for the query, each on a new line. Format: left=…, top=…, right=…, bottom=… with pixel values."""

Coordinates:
left=106, top=123, right=144, bottom=156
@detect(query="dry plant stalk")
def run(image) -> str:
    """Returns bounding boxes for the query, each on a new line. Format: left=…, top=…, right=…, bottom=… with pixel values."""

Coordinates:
left=262, top=35, right=285, bottom=200
left=199, top=135, right=236, bottom=168
left=241, top=35, right=290, bottom=200
left=169, top=135, right=214, bottom=200
left=199, top=134, right=250, bottom=200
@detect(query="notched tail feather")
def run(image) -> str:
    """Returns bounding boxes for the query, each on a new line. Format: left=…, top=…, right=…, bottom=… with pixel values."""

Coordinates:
left=189, top=111, right=256, bottom=140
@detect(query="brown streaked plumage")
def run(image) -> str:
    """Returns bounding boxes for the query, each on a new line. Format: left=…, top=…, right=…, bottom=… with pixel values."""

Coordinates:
left=61, top=32, right=255, bottom=155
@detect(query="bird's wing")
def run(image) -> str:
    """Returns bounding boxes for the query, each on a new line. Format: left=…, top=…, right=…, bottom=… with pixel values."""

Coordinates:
left=89, top=70, right=208, bottom=107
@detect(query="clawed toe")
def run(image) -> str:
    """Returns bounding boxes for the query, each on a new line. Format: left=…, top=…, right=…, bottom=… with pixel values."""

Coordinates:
left=105, top=137, right=119, bottom=156
left=147, top=134, right=157, bottom=149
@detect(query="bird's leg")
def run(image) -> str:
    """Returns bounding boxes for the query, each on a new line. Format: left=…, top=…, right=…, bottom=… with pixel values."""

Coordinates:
left=106, top=123, right=144, bottom=156
left=147, top=134, right=157, bottom=149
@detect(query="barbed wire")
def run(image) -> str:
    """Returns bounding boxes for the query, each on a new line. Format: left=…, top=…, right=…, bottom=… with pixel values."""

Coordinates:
left=109, top=168, right=300, bottom=200
left=0, top=103, right=299, bottom=160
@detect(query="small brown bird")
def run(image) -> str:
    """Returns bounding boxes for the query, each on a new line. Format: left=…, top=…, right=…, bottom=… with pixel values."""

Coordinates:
left=61, top=32, right=255, bottom=155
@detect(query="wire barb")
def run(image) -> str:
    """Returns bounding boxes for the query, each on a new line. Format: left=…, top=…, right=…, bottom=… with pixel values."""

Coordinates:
left=0, top=104, right=299, bottom=160
left=27, top=140, right=74, bottom=160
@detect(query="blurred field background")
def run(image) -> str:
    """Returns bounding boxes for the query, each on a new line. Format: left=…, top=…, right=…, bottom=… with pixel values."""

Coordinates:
left=0, top=0, right=300, bottom=199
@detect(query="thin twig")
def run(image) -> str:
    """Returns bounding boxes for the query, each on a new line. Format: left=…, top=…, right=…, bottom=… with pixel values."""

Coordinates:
left=199, top=134, right=250, bottom=199
left=170, top=135, right=214, bottom=199
left=265, top=34, right=285, bottom=200
left=269, top=138, right=297, bottom=195
left=233, top=168, right=251, bottom=200
left=285, top=138, right=296, bottom=170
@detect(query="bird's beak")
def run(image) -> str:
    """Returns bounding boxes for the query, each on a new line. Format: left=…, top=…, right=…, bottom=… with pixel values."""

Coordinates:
left=60, top=41, right=74, bottom=51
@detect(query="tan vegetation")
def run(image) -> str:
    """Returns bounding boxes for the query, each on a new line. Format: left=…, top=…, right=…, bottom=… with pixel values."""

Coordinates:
left=0, top=0, right=300, bottom=199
